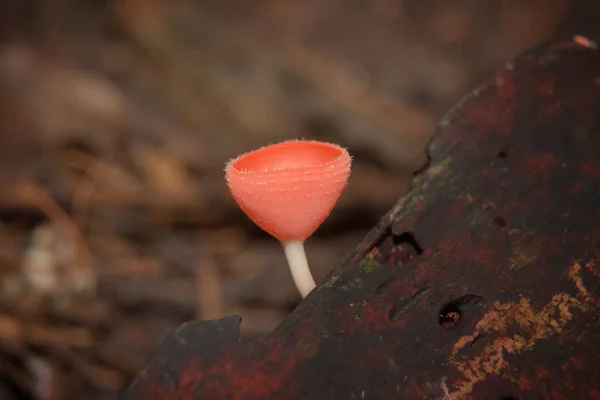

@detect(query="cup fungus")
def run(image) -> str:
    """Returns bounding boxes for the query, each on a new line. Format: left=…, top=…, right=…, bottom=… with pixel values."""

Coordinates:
left=225, top=140, right=352, bottom=298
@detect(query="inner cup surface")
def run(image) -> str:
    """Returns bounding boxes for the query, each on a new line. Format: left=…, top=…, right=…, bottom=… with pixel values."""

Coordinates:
left=232, top=141, right=343, bottom=172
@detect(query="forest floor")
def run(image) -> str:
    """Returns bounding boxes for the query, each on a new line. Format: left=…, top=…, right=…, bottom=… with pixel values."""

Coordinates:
left=0, top=0, right=590, bottom=398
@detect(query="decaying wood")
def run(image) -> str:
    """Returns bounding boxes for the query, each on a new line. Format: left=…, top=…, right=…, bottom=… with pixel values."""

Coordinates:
left=122, top=34, right=600, bottom=400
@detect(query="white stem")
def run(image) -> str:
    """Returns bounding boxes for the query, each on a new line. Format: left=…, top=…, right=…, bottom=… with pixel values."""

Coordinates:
left=282, top=240, right=316, bottom=298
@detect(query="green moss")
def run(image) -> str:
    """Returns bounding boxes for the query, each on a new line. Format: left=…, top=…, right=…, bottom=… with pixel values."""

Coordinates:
left=403, top=192, right=425, bottom=213
left=359, top=259, right=380, bottom=274
left=296, top=340, right=318, bottom=357
left=510, top=244, right=538, bottom=271
left=320, top=274, right=340, bottom=289
left=443, top=180, right=470, bottom=199
left=463, top=207, right=490, bottom=227
left=352, top=313, right=361, bottom=321
left=427, top=249, right=442, bottom=260
left=572, top=125, right=589, bottom=140
left=360, top=300, right=368, bottom=308
left=509, top=229, right=539, bottom=271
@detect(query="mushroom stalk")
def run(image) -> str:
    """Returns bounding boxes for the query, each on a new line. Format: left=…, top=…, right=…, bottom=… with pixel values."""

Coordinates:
left=282, top=240, right=316, bottom=298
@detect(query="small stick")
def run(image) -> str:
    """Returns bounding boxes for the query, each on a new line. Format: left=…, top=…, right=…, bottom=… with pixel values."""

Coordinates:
left=196, top=257, right=225, bottom=320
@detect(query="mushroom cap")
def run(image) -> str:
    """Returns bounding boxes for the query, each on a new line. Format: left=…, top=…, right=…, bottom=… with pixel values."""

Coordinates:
left=225, top=140, right=352, bottom=242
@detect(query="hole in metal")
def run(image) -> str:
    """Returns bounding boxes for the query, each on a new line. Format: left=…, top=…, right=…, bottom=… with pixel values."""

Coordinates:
left=392, top=231, right=424, bottom=255
left=438, top=295, right=485, bottom=330
left=493, top=216, right=507, bottom=228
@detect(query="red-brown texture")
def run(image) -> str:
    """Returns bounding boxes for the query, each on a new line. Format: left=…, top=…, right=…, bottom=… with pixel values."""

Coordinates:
left=122, top=34, right=600, bottom=400
left=0, top=2, right=594, bottom=399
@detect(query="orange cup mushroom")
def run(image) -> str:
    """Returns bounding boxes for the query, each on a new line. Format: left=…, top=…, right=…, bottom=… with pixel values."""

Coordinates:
left=225, top=140, right=352, bottom=298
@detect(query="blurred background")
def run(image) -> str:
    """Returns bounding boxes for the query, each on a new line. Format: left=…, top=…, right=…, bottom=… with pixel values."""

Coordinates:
left=0, top=0, right=596, bottom=398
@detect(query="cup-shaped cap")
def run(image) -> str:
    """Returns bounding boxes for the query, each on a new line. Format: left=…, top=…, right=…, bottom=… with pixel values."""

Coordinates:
left=225, top=140, right=351, bottom=242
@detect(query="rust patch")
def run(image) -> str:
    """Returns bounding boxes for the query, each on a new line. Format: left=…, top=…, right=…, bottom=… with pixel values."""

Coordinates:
left=448, top=259, right=598, bottom=398
left=508, top=229, right=539, bottom=271
left=581, top=162, right=600, bottom=178
left=525, top=152, right=558, bottom=181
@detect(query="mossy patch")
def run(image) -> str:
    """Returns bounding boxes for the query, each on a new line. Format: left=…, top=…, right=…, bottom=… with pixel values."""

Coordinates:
left=425, top=157, right=452, bottom=181
left=509, top=229, right=539, bottom=271
left=320, top=274, right=340, bottom=289
left=296, top=340, right=318, bottom=357
left=359, top=259, right=380, bottom=274
left=463, top=207, right=491, bottom=227
left=427, top=249, right=442, bottom=261
left=571, top=124, right=589, bottom=140
left=510, top=242, right=539, bottom=271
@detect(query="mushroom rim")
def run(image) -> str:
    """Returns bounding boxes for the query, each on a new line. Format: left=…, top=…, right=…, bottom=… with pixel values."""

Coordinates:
left=224, top=139, right=352, bottom=177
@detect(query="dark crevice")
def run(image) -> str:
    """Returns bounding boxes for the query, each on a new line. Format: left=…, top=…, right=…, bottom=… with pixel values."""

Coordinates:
left=493, top=216, right=507, bottom=228
left=413, top=149, right=432, bottom=177
left=469, top=333, right=485, bottom=347
left=366, top=227, right=424, bottom=257
left=375, top=277, right=394, bottom=295
left=366, top=225, right=393, bottom=255
left=497, top=149, right=509, bottom=158
left=392, top=231, right=424, bottom=255
left=439, top=303, right=461, bottom=329
left=388, top=287, right=431, bottom=322
left=438, top=294, right=485, bottom=330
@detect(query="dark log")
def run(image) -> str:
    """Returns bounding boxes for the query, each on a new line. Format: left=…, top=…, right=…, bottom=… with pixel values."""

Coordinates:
left=121, top=33, right=600, bottom=400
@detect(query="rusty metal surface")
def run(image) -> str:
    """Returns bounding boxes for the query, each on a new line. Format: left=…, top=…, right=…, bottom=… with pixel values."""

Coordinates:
left=122, top=33, right=600, bottom=400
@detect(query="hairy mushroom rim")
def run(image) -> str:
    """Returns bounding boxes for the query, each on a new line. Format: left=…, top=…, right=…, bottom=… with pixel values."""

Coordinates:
left=227, top=140, right=348, bottom=173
